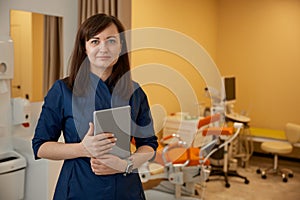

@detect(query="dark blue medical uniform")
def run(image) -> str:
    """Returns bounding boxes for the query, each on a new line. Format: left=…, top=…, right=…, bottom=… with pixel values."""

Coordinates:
left=32, top=73, right=158, bottom=200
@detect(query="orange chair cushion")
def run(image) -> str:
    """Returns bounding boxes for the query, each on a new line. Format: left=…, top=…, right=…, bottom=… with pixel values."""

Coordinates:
left=154, top=145, right=209, bottom=166
left=202, top=127, right=233, bottom=136
left=198, top=114, right=221, bottom=129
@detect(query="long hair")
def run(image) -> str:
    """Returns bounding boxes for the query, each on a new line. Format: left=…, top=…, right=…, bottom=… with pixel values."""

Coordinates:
left=65, top=13, right=132, bottom=98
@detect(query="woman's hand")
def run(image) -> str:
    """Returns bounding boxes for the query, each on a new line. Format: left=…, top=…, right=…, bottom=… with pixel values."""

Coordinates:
left=90, top=155, right=127, bottom=175
left=81, top=122, right=116, bottom=158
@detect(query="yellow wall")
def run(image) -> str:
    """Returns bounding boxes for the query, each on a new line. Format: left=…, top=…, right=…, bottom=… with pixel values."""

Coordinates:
left=217, top=0, right=300, bottom=130
left=132, top=0, right=300, bottom=131
left=131, top=0, right=219, bottom=126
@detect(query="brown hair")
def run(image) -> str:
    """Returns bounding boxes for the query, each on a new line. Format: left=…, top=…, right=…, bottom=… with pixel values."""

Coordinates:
left=65, top=13, right=132, bottom=98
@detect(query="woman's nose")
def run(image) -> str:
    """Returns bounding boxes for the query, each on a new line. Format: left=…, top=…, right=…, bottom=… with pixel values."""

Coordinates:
left=98, top=41, right=108, bottom=51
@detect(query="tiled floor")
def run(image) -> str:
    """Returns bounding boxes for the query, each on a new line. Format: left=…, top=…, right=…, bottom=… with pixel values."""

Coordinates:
left=144, top=155, right=300, bottom=200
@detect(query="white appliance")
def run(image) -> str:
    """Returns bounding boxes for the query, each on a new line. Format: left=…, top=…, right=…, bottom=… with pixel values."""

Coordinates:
left=0, top=151, right=26, bottom=200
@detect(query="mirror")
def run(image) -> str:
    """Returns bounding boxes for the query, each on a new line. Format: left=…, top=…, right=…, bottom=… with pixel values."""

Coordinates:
left=10, top=10, right=63, bottom=102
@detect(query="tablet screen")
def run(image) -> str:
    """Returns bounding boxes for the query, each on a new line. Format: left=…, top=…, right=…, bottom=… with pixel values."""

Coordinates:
left=93, top=105, right=131, bottom=159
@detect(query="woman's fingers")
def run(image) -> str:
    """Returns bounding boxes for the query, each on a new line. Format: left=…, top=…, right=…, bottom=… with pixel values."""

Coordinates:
left=94, top=132, right=115, bottom=140
left=93, top=148, right=113, bottom=158
left=92, top=137, right=116, bottom=149
left=86, top=122, right=94, bottom=136
left=90, top=138, right=116, bottom=158
left=82, top=129, right=117, bottom=158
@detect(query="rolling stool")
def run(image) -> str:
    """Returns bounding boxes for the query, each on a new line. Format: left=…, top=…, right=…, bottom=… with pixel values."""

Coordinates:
left=256, top=123, right=300, bottom=182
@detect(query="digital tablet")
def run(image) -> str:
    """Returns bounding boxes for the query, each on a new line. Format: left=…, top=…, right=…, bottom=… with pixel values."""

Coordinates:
left=93, top=105, right=131, bottom=159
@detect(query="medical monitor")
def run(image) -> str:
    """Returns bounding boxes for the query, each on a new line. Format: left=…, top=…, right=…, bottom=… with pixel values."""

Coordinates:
left=223, top=76, right=236, bottom=104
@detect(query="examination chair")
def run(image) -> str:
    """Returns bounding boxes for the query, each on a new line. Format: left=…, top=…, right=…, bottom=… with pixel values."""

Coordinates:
left=139, top=114, right=244, bottom=199
left=256, top=123, right=300, bottom=182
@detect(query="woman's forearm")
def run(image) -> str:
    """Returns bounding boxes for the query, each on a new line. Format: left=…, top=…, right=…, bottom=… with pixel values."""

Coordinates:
left=131, top=145, right=155, bottom=170
left=37, top=141, right=90, bottom=160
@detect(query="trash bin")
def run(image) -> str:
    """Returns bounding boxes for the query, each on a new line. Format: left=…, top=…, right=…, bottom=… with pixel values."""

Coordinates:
left=0, top=151, right=26, bottom=200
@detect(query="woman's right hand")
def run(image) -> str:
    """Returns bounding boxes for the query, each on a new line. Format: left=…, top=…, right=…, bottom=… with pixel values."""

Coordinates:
left=81, top=122, right=116, bottom=158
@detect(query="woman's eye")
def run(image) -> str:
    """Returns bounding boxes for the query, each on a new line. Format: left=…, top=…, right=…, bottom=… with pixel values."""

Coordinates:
left=91, top=40, right=100, bottom=45
left=107, top=39, right=117, bottom=45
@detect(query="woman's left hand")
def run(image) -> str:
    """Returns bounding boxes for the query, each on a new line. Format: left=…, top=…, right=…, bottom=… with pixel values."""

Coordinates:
left=90, top=154, right=127, bottom=175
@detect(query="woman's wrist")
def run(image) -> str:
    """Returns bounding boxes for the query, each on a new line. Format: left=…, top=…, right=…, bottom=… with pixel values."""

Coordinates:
left=121, top=159, right=128, bottom=172
left=79, top=142, right=91, bottom=157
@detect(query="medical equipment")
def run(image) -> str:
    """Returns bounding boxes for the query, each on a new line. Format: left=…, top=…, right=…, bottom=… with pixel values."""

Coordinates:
left=222, top=76, right=250, bottom=123
left=223, top=76, right=236, bottom=104
left=139, top=113, right=244, bottom=199
left=220, top=76, right=253, bottom=167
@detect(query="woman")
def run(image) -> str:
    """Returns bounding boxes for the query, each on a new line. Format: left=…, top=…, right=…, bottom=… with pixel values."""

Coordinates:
left=32, top=13, right=158, bottom=200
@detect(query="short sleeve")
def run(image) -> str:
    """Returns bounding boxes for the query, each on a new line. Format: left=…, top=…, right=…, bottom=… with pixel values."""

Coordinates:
left=32, top=81, right=64, bottom=159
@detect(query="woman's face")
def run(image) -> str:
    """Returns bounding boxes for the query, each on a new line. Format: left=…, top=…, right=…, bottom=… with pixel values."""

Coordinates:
left=85, top=23, right=121, bottom=74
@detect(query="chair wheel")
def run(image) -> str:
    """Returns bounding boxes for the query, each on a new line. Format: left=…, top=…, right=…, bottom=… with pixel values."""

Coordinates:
left=256, top=169, right=261, bottom=174
left=261, top=170, right=267, bottom=179
left=225, top=183, right=230, bottom=188
left=283, top=177, right=288, bottom=182
left=288, top=173, right=294, bottom=178
left=244, top=179, right=250, bottom=184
